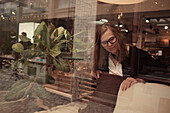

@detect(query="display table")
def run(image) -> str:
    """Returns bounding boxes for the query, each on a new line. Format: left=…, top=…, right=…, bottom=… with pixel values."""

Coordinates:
left=22, top=59, right=46, bottom=83
left=0, top=55, right=46, bottom=82
left=0, top=55, right=15, bottom=69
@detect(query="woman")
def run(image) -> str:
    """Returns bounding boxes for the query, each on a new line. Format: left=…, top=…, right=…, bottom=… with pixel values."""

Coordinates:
left=80, top=22, right=144, bottom=113
left=93, top=22, right=143, bottom=91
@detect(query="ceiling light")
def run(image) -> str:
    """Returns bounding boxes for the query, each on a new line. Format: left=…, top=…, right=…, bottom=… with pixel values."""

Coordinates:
left=145, top=18, right=150, bottom=23
left=119, top=24, right=123, bottom=27
left=89, top=19, right=108, bottom=25
left=12, top=11, right=16, bottom=15
left=154, top=2, right=158, bottom=5
left=98, top=0, right=146, bottom=5
left=125, top=29, right=128, bottom=32
left=100, top=19, right=108, bottom=23
left=1, top=14, right=3, bottom=18
left=121, top=29, right=128, bottom=32
left=164, top=26, right=168, bottom=30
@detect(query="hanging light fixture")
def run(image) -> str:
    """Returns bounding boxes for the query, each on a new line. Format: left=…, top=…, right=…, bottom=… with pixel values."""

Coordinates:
left=98, top=0, right=146, bottom=5
left=145, top=18, right=150, bottom=23
left=164, top=26, right=168, bottom=30
left=1, top=14, right=4, bottom=18
left=11, top=11, right=16, bottom=15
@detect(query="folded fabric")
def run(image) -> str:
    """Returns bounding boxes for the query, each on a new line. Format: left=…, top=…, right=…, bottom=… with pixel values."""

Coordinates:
left=114, top=83, right=170, bottom=113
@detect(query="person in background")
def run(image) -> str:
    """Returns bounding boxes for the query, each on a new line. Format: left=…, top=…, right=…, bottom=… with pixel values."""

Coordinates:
left=19, top=32, right=32, bottom=50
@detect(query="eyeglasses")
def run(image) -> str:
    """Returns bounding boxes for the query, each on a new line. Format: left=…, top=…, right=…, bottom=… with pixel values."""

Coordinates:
left=101, top=36, right=117, bottom=47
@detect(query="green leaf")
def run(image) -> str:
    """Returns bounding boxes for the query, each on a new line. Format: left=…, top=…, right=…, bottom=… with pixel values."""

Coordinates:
left=50, top=28, right=58, bottom=40
left=57, top=40, right=72, bottom=47
left=20, top=49, right=34, bottom=59
left=53, top=57, right=70, bottom=72
left=33, top=36, right=41, bottom=44
left=49, top=23, right=55, bottom=36
left=11, top=79, right=28, bottom=89
left=35, top=84, right=47, bottom=99
left=64, top=29, right=67, bottom=39
left=58, top=26, right=64, bottom=35
left=65, top=31, right=72, bottom=40
left=71, top=30, right=85, bottom=38
left=5, top=87, right=27, bottom=101
left=67, top=42, right=73, bottom=52
left=49, top=45, right=61, bottom=58
left=56, top=26, right=65, bottom=40
left=56, top=40, right=73, bottom=52
left=5, top=81, right=31, bottom=101
left=34, top=21, right=47, bottom=36
left=33, top=21, right=48, bottom=48
left=20, top=49, right=43, bottom=60
left=12, top=43, right=24, bottom=53
left=41, top=26, right=48, bottom=46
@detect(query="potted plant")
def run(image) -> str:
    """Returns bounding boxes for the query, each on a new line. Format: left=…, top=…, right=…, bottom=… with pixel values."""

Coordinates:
left=4, top=21, right=74, bottom=110
left=12, top=21, right=73, bottom=81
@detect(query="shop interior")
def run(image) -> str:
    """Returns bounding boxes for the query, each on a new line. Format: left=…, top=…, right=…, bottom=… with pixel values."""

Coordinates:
left=0, top=0, right=170, bottom=112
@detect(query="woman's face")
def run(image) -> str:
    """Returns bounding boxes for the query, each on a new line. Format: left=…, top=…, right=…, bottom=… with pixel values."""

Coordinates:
left=101, top=28, right=118, bottom=55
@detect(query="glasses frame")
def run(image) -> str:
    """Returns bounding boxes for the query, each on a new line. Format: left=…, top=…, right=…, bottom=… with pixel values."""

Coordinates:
left=101, top=36, right=117, bottom=47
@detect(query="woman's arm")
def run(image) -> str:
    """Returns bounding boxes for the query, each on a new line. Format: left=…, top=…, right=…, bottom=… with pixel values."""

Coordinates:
left=121, top=77, right=145, bottom=91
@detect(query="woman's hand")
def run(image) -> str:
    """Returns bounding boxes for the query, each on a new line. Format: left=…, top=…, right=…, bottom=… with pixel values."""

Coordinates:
left=121, top=77, right=138, bottom=91
left=92, top=70, right=102, bottom=79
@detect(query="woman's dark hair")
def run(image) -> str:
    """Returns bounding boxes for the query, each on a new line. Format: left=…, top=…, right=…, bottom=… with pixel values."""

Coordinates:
left=93, top=22, right=128, bottom=73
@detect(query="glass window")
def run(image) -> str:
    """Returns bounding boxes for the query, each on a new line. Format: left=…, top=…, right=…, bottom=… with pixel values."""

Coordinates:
left=0, top=0, right=170, bottom=113
left=96, top=0, right=170, bottom=84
